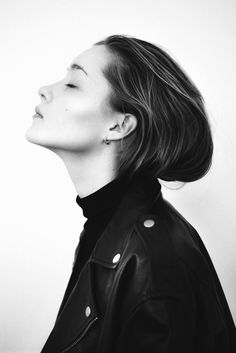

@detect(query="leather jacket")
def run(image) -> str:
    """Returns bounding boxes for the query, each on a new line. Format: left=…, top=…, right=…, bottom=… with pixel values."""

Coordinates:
left=41, top=177, right=236, bottom=352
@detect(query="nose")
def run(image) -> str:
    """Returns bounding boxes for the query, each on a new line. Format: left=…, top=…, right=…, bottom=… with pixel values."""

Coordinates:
left=38, top=85, right=52, bottom=102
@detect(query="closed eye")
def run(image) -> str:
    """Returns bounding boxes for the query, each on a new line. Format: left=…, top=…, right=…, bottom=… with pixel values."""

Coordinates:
left=65, top=83, right=78, bottom=88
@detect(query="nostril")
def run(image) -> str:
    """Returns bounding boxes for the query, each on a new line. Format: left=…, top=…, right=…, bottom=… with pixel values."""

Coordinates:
left=38, top=85, right=52, bottom=102
left=38, top=87, right=45, bottom=98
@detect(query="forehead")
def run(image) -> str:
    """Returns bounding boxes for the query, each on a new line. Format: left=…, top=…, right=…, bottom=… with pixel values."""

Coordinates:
left=71, top=44, right=113, bottom=81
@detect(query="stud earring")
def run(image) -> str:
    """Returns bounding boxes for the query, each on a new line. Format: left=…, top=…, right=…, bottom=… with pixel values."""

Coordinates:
left=104, top=137, right=111, bottom=145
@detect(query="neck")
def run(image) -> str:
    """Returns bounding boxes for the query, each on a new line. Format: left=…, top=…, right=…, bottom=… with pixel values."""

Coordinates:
left=54, top=146, right=118, bottom=198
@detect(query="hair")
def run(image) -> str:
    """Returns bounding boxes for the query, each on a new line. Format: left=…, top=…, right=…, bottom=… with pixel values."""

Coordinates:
left=95, top=34, right=214, bottom=184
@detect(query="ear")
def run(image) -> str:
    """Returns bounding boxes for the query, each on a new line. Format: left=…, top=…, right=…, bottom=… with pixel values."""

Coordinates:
left=107, top=113, right=137, bottom=141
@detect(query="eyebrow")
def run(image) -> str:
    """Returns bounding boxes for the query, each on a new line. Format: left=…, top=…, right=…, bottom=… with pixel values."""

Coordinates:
left=67, top=63, right=88, bottom=76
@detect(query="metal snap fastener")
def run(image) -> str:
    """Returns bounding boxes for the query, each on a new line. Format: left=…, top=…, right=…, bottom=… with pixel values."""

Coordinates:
left=85, top=306, right=91, bottom=317
left=112, top=253, right=121, bottom=263
left=143, top=219, right=155, bottom=228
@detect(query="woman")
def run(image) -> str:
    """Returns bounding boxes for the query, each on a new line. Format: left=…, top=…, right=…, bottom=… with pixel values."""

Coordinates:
left=25, top=34, right=236, bottom=352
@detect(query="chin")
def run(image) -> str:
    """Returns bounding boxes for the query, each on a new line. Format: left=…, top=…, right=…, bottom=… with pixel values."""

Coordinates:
left=25, top=127, right=49, bottom=148
left=25, top=129, right=65, bottom=155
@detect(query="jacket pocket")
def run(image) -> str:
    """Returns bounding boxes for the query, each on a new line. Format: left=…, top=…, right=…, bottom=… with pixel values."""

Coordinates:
left=41, top=262, right=99, bottom=353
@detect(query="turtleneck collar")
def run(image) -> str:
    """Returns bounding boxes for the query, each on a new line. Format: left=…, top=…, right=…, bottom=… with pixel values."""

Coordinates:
left=75, top=173, right=131, bottom=219
left=75, top=172, right=162, bottom=221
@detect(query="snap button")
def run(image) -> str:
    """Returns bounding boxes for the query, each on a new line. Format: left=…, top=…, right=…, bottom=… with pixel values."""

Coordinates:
left=112, top=253, right=121, bottom=263
left=85, top=306, right=91, bottom=317
left=143, top=219, right=155, bottom=228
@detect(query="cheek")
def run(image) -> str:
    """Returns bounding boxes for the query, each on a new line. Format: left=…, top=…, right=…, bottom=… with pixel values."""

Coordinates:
left=44, top=98, right=107, bottom=148
left=62, top=96, right=107, bottom=131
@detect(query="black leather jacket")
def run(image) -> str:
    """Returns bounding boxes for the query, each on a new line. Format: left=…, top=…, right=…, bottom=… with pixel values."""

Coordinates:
left=41, top=177, right=236, bottom=352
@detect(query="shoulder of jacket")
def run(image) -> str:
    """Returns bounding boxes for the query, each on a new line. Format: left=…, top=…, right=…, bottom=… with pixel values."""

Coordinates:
left=133, top=213, right=174, bottom=269
left=133, top=200, right=206, bottom=270
left=132, top=205, right=216, bottom=297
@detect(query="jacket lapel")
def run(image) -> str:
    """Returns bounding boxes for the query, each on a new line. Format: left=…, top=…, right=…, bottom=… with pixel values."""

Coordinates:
left=41, top=261, right=98, bottom=353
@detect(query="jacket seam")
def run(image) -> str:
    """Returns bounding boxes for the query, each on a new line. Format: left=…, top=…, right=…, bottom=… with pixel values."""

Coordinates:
left=97, top=228, right=136, bottom=349
left=132, top=224, right=153, bottom=297
left=132, top=223, right=224, bottom=320
left=119, top=294, right=181, bottom=332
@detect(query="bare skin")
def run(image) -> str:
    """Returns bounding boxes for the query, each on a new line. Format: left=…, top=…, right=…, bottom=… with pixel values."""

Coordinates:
left=25, top=45, right=137, bottom=198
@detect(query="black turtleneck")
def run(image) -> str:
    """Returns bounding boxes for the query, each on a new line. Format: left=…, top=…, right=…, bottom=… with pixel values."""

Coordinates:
left=58, top=174, right=132, bottom=312
left=74, top=175, right=131, bottom=276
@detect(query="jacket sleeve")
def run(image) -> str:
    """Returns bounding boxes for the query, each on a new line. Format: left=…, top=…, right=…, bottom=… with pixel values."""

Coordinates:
left=114, top=297, right=173, bottom=353
left=113, top=294, right=233, bottom=353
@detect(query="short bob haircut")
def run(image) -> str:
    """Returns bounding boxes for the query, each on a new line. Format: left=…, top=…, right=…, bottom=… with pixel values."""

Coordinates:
left=95, top=34, right=214, bottom=184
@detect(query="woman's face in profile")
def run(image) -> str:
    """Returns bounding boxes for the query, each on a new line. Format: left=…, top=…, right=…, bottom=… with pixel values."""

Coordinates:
left=25, top=45, right=116, bottom=153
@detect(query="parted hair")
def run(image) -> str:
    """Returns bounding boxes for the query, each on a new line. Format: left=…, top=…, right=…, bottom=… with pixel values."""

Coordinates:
left=95, top=34, right=213, bottom=184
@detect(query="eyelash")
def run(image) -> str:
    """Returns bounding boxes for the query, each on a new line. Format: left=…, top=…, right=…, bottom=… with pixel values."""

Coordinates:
left=65, top=83, right=77, bottom=89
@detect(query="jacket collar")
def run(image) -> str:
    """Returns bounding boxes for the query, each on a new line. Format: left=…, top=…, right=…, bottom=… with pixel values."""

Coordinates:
left=89, top=175, right=162, bottom=269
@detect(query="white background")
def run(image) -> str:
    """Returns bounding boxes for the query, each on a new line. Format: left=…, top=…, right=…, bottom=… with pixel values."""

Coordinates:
left=0, top=0, right=235, bottom=352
